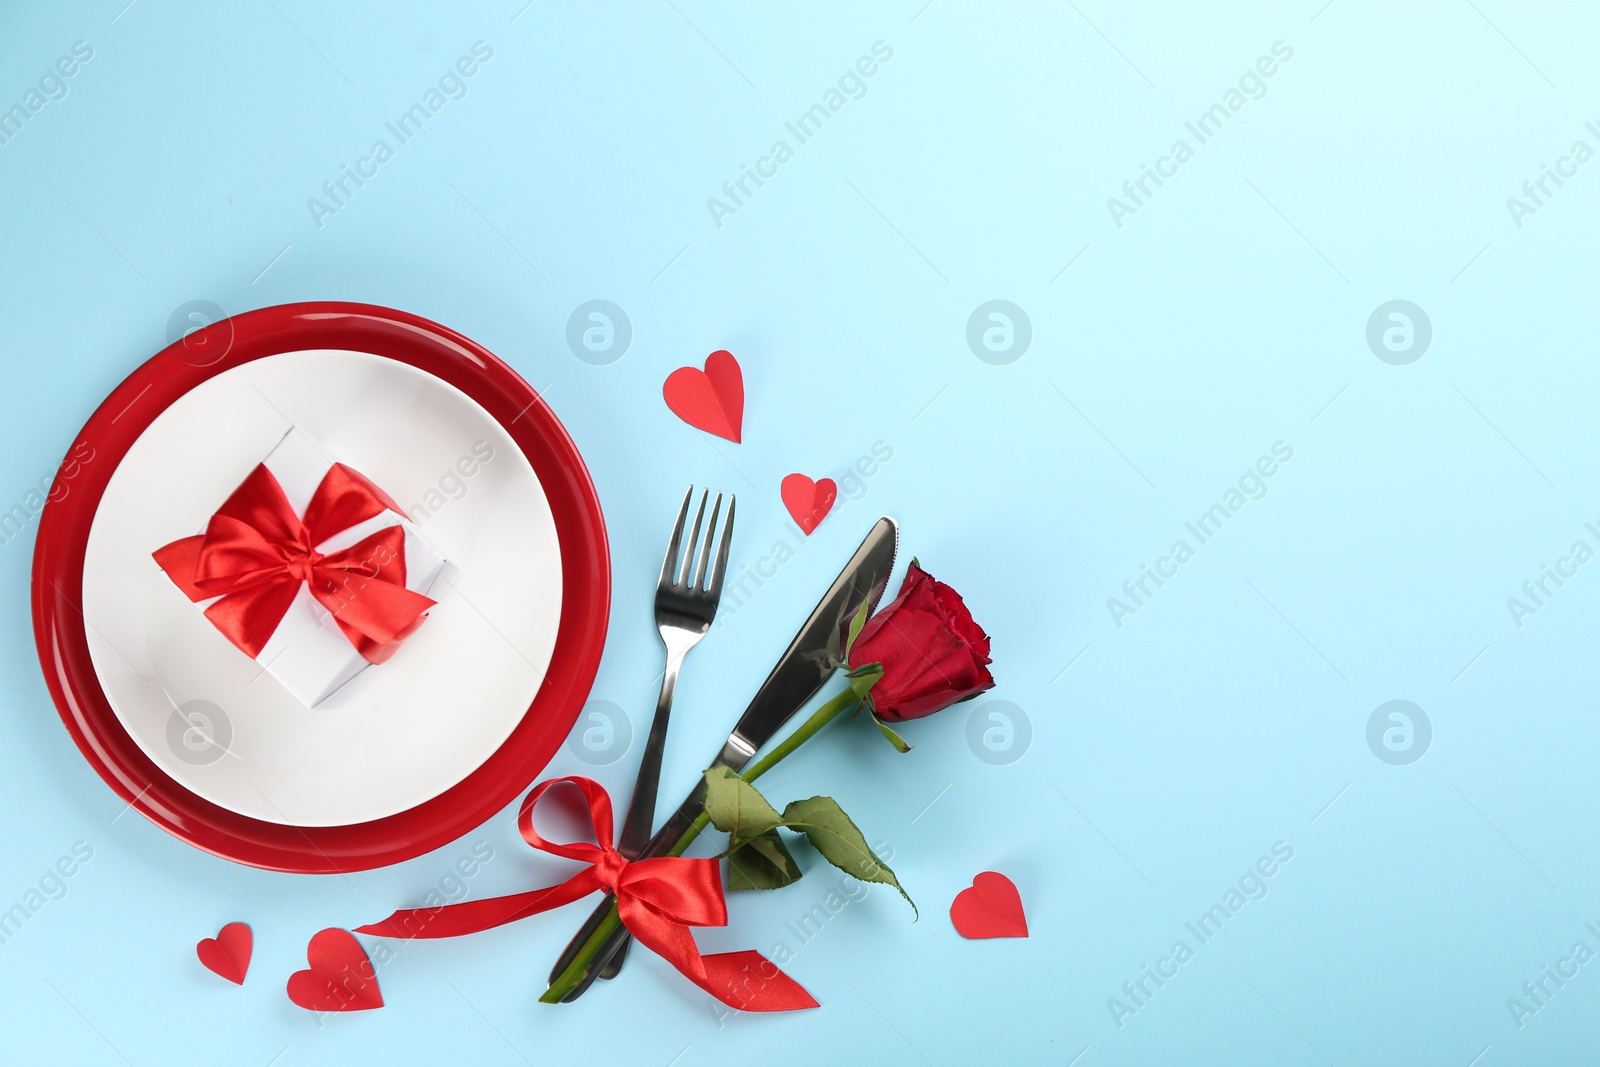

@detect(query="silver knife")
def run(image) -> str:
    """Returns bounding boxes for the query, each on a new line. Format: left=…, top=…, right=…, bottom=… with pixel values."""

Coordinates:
left=546, top=515, right=899, bottom=1000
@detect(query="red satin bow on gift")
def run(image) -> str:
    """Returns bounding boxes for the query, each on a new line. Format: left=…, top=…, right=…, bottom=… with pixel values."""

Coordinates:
left=153, top=463, right=435, bottom=663
left=357, top=776, right=818, bottom=1012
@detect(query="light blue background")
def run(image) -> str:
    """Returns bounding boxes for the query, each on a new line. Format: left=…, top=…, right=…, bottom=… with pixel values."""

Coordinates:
left=1, top=1, right=1595, bottom=1063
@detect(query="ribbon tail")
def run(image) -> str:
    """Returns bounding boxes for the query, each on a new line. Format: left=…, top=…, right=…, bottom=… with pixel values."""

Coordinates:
left=202, top=580, right=302, bottom=658
left=340, top=613, right=427, bottom=665
left=314, top=573, right=435, bottom=661
left=620, top=901, right=818, bottom=1012
left=356, top=874, right=602, bottom=941
left=699, top=950, right=820, bottom=1012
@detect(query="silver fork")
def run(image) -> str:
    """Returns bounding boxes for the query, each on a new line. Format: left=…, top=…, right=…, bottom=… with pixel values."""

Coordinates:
left=603, top=486, right=734, bottom=977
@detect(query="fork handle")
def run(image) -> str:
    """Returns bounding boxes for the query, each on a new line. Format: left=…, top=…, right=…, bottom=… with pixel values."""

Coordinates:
left=616, top=641, right=688, bottom=859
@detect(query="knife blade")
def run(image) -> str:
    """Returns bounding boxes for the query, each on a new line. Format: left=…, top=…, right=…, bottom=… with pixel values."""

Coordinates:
left=546, top=515, right=899, bottom=1000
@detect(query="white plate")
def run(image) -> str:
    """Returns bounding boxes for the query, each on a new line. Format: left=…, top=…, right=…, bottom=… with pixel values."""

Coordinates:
left=81, top=349, right=562, bottom=826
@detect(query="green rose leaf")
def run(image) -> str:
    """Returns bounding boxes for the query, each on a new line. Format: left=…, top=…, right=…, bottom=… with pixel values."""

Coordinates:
left=727, top=829, right=803, bottom=891
left=827, top=595, right=876, bottom=668
left=702, top=766, right=784, bottom=845
left=868, top=709, right=911, bottom=753
left=846, top=662, right=883, bottom=703
left=845, top=596, right=872, bottom=657
left=781, top=795, right=916, bottom=915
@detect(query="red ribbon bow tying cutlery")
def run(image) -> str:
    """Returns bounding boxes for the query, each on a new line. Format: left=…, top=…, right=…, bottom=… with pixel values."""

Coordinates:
left=357, top=776, right=819, bottom=1012
left=153, top=462, right=435, bottom=663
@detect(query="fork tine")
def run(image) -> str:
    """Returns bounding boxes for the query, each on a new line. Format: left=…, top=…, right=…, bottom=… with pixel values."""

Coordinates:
left=693, top=493, right=723, bottom=589
left=678, top=489, right=709, bottom=587
left=707, top=495, right=735, bottom=601
left=657, top=487, right=693, bottom=591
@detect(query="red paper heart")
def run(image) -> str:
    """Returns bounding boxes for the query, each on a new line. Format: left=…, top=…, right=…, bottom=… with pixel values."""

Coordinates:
left=286, top=928, right=384, bottom=1012
left=950, top=872, right=1029, bottom=939
left=781, top=474, right=837, bottom=536
left=196, top=922, right=252, bottom=985
left=663, top=350, right=744, bottom=442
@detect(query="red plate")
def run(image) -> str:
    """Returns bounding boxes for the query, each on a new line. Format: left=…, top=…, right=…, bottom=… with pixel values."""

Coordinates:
left=31, top=302, right=609, bottom=872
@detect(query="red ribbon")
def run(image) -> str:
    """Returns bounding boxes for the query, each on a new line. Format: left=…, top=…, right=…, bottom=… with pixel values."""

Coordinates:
left=357, top=777, right=819, bottom=1012
left=153, top=462, right=435, bottom=663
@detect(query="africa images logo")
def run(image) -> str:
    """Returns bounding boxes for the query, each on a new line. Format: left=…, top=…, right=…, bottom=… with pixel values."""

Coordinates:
left=1107, top=841, right=1295, bottom=1029
left=705, top=41, right=894, bottom=228
left=1105, top=41, right=1293, bottom=229
left=306, top=41, right=494, bottom=229
left=1106, top=442, right=1294, bottom=628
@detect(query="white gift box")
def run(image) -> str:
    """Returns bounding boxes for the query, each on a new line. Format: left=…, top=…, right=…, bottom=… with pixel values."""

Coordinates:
left=156, top=428, right=448, bottom=708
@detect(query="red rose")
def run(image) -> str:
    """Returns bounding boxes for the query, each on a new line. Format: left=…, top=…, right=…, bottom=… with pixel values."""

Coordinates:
left=847, top=562, right=994, bottom=722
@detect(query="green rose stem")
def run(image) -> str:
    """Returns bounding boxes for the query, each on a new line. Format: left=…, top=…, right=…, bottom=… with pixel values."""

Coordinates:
left=540, top=686, right=862, bottom=1004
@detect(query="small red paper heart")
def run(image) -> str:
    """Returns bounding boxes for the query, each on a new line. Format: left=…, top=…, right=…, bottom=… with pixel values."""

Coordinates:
left=196, top=922, right=252, bottom=985
left=286, top=928, right=384, bottom=1012
left=781, top=474, right=836, bottom=536
left=663, top=350, right=744, bottom=442
left=950, top=872, right=1029, bottom=939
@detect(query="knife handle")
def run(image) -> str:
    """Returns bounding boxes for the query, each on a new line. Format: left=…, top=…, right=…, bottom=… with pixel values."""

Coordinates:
left=546, top=780, right=711, bottom=998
